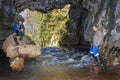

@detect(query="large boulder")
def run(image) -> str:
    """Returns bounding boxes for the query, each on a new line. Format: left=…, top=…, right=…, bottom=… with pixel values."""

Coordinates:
left=2, top=34, right=40, bottom=71
left=2, top=34, right=35, bottom=53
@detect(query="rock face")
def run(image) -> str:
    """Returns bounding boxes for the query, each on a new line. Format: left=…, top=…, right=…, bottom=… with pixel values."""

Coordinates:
left=0, top=0, right=23, bottom=50
left=81, top=0, right=120, bottom=66
left=2, top=34, right=40, bottom=71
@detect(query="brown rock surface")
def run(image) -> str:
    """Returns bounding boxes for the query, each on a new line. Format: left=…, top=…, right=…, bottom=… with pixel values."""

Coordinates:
left=2, top=34, right=40, bottom=71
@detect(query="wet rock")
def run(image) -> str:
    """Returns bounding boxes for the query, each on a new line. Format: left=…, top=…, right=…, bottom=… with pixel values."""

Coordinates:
left=82, top=0, right=120, bottom=46
left=60, top=2, right=82, bottom=46
left=60, top=33, right=80, bottom=46
left=81, top=0, right=120, bottom=68
left=112, top=58, right=119, bottom=66
left=10, top=57, right=24, bottom=71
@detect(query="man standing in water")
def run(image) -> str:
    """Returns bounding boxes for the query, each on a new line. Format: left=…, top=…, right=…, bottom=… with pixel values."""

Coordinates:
left=13, top=19, right=25, bottom=45
left=90, top=24, right=106, bottom=64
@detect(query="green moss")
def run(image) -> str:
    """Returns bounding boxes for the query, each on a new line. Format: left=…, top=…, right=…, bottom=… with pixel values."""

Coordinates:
left=25, top=5, right=70, bottom=47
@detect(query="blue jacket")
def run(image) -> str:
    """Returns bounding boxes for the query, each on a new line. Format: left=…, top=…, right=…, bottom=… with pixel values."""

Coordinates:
left=90, top=45, right=99, bottom=57
left=13, top=23, right=25, bottom=33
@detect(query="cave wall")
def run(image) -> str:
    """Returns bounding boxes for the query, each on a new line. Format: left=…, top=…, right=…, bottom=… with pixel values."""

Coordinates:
left=82, top=0, right=120, bottom=47
left=0, top=0, right=15, bottom=49
left=82, top=0, right=120, bottom=62
left=0, top=0, right=120, bottom=49
left=0, top=0, right=26, bottom=50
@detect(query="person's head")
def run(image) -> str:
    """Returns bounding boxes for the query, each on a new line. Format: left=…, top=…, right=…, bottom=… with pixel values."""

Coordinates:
left=18, top=20, right=23, bottom=25
left=92, top=25, right=98, bottom=32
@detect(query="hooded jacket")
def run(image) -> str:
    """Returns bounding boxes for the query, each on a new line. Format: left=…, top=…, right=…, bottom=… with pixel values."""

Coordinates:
left=13, top=23, right=25, bottom=33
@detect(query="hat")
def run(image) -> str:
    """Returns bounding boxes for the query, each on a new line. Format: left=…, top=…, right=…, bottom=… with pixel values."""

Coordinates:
left=18, top=18, right=24, bottom=22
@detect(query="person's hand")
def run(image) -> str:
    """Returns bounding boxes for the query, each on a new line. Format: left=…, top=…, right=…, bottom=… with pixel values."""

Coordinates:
left=20, top=29, right=24, bottom=32
left=92, top=26, right=98, bottom=32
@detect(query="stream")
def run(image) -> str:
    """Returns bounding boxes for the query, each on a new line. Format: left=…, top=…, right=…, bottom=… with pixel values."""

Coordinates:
left=0, top=47, right=120, bottom=80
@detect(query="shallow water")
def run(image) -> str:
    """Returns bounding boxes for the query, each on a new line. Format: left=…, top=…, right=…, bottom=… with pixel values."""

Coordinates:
left=0, top=47, right=120, bottom=80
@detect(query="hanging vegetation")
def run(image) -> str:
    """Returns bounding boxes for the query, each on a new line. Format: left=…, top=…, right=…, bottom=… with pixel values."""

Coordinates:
left=25, top=5, right=70, bottom=47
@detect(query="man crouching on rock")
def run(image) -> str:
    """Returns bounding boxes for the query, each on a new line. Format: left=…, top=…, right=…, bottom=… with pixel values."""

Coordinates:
left=13, top=19, right=25, bottom=45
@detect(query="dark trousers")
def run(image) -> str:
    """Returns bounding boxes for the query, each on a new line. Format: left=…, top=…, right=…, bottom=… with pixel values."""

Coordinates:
left=13, top=32, right=24, bottom=45
left=91, top=54, right=101, bottom=64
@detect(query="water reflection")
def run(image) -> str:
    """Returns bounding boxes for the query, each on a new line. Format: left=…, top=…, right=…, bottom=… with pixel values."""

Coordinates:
left=0, top=47, right=120, bottom=80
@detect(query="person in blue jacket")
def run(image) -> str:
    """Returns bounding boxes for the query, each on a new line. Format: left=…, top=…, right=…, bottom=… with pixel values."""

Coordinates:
left=13, top=19, right=25, bottom=45
left=90, top=25, right=101, bottom=64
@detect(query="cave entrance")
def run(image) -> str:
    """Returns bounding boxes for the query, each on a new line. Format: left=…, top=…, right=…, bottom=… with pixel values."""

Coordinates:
left=19, top=3, right=90, bottom=48
left=19, top=5, right=70, bottom=47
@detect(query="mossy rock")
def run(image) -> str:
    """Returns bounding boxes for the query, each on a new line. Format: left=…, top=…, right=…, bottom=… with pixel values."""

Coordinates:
left=60, top=33, right=80, bottom=46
